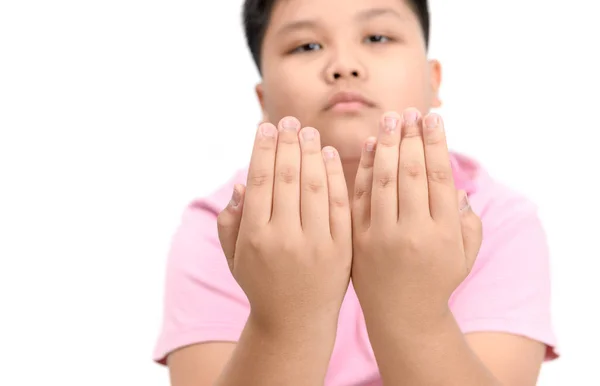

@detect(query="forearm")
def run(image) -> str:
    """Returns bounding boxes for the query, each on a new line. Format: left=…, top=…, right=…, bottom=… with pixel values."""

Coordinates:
left=215, top=315, right=336, bottom=386
left=364, top=309, right=501, bottom=386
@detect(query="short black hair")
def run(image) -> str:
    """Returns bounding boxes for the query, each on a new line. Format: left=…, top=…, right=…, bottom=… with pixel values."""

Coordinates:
left=242, top=0, right=430, bottom=74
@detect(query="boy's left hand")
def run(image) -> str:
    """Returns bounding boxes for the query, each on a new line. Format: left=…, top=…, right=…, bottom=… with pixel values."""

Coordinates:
left=351, top=109, right=482, bottom=325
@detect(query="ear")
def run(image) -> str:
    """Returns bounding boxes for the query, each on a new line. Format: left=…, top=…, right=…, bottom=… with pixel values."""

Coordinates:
left=255, top=83, right=269, bottom=122
left=428, top=59, right=442, bottom=108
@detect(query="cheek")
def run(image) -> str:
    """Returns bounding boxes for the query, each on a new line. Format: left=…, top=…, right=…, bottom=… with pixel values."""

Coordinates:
left=263, top=74, right=321, bottom=122
left=375, top=60, right=431, bottom=111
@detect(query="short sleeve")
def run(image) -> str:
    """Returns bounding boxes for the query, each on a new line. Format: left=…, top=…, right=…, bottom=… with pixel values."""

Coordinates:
left=450, top=186, right=559, bottom=360
left=153, top=175, right=250, bottom=365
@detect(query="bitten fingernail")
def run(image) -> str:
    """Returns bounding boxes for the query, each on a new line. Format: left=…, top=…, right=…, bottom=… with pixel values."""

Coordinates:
left=230, top=186, right=241, bottom=207
left=260, top=123, right=276, bottom=138
left=302, top=127, right=315, bottom=141
left=403, top=109, right=419, bottom=126
left=425, top=114, right=441, bottom=131
left=384, top=116, right=398, bottom=132
left=459, top=192, right=470, bottom=212
left=365, top=138, right=376, bottom=152
left=281, top=117, right=300, bottom=131
left=323, top=147, right=336, bottom=160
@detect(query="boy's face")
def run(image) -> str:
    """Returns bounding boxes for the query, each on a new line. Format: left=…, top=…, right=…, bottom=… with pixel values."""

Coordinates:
left=256, top=0, right=441, bottom=169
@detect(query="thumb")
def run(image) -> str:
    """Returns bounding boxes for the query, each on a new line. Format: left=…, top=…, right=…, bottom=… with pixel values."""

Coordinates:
left=457, top=189, right=482, bottom=273
left=217, top=184, right=246, bottom=273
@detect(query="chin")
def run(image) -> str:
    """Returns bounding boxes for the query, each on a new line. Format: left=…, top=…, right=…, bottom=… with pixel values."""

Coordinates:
left=321, top=122, right=373, bottom=162
left=324, top=112, right=378, bottom=137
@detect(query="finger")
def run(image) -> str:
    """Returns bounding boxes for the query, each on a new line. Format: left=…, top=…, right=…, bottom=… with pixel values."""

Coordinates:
left=423, top=113, right=458, bottom=221
left=323, top=146, right=351, bottom=241
left=271, top=117, right=302, bottom=226
left=371, top=112, right=402, bottom=226
left=217, top=184, right=246, bottom=272
left=397, top=108, right=429, bottom=221
left=352, top=137, right=377, bottom=232
left=299, top=126, right=330, bottom=237
left=458, top=190, right=482, bottom=273
left=242, top=122, right=278, bottom=228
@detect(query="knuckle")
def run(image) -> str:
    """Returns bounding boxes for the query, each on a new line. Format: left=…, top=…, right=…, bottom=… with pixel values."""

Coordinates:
left=375, top=229, right=400, bottom=251
left=424, top=131, right=445, bottom=145
left=354, top=186, right=369, bottom=200
left=403, top=233, right=425, bottom=252
left=277, top=165, right=298, bottom=184
left=246, top=233, right=264, bottom=251
left=377, top=176, right=396, bottom=188
left=302, top=147, right=322, bottom=157
left=256, top=137, right=276, bottom=150
left=325, top=163, right=342, bottom=175
left=439, top=229, right=457, bottom=245
left=426, top=168, right=452, bottom=184
left=248, top=169, right=271, bottom=187
left=303, top=178, right=326, bottom=194
left=279, top=237, right=300, bottom=254
left=402, top=129, right=422, bottom=139
left=359, top=158, right=374, bottom=170
left=400, top=162, right=424, bottom=179
left=216, top=211, right=229, bottom=228
left=375, top=171, right=397, bottom=188
left=256, top=142, right=275, bottom=152
left=376, top=137, right=398, bottom=148
left=278, top=132, right=299, bottom=145
left=301, top=143, right=321, bottom=156
left=330, top=196, right=348, bottom=209
left=463, top=212, right=483, bottom=234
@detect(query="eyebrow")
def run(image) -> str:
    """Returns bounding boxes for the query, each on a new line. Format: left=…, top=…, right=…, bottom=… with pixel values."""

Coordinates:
left=355, top=7, right=405, bottom=22
left=276, top=19, right=318, bottom=37
left=276, top=7, right=404, bottom=37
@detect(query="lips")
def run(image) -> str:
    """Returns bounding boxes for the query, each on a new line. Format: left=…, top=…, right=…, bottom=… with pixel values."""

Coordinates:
left=325, top=90, right=375, bottom=111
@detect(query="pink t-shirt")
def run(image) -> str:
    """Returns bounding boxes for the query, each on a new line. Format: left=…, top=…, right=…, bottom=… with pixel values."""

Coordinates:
left=153, top=152, right=558, bottom=383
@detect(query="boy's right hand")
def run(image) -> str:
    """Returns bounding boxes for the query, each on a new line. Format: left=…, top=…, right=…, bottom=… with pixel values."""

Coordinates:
left=217, top=117, right=353, bottom=335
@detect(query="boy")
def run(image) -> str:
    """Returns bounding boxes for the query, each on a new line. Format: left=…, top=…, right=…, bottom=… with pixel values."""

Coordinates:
left=154, top=0, right=558, bottom=384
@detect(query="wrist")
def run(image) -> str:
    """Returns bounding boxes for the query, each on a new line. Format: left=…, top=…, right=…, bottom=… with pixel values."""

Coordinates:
left=363, top=303, right=453, bottom=342
left=246, top=311, right=338, bottom=348
left=361, top=305, right=498, bottom=386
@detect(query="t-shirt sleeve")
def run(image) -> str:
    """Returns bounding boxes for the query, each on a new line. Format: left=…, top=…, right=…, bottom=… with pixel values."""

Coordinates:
left=450, top=187, right=559, bottom=361
left=152, top=187, right=250, bottom=365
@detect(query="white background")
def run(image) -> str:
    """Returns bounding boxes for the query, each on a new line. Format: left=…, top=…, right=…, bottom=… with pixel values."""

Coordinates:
left=1, top=0, right=598, bottom=384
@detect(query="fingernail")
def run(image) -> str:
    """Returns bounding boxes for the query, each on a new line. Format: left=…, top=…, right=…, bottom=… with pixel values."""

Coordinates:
left=459, top=192, right=470, bottom=212
left=230, top=186, right=241, bottom=208
left=302, top=127, right=315, bottom=141
left=384, top=115, right=399, bottom=132
left=260, top=123, right=276, bottom=138
left=403, top=109, right=419, bottom=126
left=323, top=147, right=336, bottom=160
left=424, top=114, right=441, bottom=131
left=281, top=117, right=300, bottom=131
left=365, top=139, right=376, bottom=152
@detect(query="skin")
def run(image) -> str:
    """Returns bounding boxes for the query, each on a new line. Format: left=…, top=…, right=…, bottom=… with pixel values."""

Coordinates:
left=167, top=0, right=547, bottom=384
left=256, top=0, right=441, bottom=196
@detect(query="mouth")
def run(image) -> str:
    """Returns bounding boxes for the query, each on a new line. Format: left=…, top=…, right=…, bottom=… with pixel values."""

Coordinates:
left=324, top=90, right=376, bottom=113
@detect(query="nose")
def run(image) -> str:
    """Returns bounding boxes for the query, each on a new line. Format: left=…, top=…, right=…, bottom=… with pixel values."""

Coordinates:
left=331, top=70, right=360, bottom=80
left=324, top=50, right=366, bottom=83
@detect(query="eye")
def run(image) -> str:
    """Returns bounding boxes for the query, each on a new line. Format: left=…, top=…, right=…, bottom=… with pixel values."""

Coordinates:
left=366, top=35, right=392, bottom=44
left=290, top=42, right=322, bottom=54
